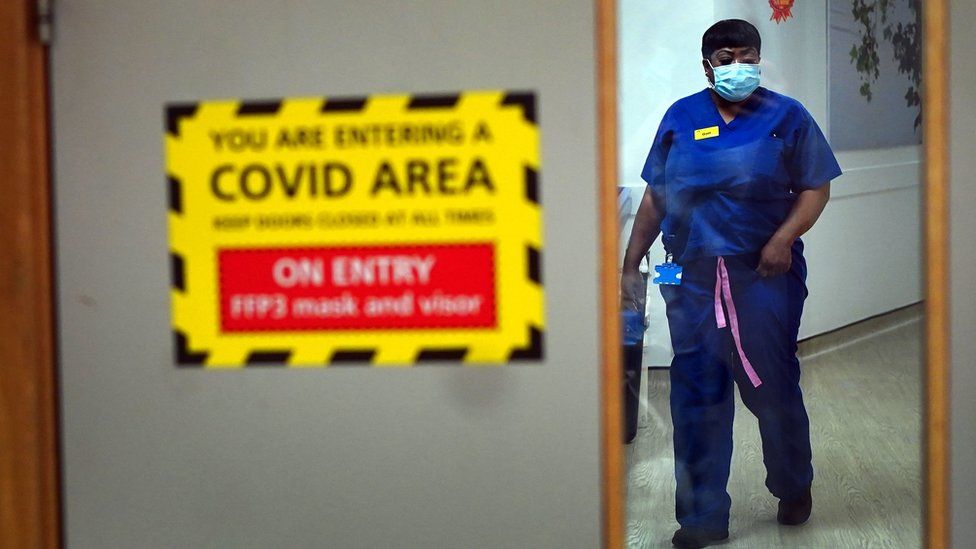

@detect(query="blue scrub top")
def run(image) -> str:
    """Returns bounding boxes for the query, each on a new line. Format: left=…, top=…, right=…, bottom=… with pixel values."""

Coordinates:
left=641, top=87, right=842, bottom=263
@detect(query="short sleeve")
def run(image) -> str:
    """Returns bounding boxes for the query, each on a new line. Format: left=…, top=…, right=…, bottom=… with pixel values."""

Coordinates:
left=787, top=107, right=843, bottom=191
left=640, top=108, right=675, bottom=193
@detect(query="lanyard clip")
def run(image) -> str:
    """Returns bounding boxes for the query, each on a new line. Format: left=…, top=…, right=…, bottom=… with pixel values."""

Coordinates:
left=663, top=233, right=676, bottom=265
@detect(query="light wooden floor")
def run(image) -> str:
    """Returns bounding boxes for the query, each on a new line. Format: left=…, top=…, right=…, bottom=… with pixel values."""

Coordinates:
left=626, top=313, right=922, bottom=549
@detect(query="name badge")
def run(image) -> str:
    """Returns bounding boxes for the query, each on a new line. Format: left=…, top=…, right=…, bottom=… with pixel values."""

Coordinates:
left=694, top=126, right=720, bottom=140
left=652, top=263, right=683, bottom=285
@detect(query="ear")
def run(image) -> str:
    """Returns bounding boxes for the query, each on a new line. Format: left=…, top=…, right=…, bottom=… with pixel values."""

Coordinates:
left=702, top=58, right=714, bottom=84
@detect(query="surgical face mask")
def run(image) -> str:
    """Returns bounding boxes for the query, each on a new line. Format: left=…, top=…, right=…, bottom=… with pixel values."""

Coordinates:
left=706, top=59, right=761, bottom=102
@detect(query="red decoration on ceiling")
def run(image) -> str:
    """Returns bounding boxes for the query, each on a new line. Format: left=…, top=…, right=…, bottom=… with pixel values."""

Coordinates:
left=769, top=0, right=795, bottom=23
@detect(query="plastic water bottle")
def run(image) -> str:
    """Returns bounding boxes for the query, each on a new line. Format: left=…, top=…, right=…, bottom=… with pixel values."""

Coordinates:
left=621, top=308, right=645, bottom=346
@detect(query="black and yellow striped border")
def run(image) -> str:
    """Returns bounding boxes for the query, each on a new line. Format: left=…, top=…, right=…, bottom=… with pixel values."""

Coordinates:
left=167, top=91, right=542, bottom=367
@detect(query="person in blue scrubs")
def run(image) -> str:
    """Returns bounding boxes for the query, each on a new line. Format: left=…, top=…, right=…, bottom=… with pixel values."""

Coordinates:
left=621, top=19, right=842, bottom=549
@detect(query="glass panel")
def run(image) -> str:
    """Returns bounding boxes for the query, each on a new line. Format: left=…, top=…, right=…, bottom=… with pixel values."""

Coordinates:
left=617, top=2, right=923, bottom=547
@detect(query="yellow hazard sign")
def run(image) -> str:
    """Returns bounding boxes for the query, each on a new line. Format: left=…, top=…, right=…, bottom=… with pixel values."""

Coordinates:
left=165, top=91, right=542, bottom=367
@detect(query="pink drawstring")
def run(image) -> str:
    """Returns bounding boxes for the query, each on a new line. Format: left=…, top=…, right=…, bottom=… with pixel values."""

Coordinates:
left=714, top=257, right=762, bottom=388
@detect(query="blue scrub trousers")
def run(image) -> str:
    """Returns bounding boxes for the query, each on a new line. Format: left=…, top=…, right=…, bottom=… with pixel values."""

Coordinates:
left=660, top=245, right=813, bottom=530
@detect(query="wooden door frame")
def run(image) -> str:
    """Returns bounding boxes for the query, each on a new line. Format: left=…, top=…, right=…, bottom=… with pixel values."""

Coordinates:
left=595, top=0, right=625, bottom=547
left=594, top=1, right=951, bottom=548
left=921, top=0, right=950, bottom=547
left=0, top=0, right=61, bottom=547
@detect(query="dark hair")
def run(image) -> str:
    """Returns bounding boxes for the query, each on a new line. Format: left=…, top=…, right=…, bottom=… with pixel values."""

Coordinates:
left=701, top=19, right=761, bottom=59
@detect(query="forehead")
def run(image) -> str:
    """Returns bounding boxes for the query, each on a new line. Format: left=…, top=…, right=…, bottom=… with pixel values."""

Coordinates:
left=711, top=46, right=759, bottom=56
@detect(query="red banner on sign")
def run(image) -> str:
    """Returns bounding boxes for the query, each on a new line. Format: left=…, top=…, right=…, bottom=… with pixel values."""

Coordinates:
left=219, top=244, right=496, bottom=332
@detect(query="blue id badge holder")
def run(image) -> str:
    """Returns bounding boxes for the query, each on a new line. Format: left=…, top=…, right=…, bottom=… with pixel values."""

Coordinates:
left=652, top=236, right=682, bottom=286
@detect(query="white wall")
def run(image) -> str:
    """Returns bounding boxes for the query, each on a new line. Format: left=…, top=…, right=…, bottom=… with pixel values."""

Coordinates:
left=619, top=0, right=922, bottom=365
left=618, top=0, right=715, bottom=364
left=729, top=0, right=924, bottom=337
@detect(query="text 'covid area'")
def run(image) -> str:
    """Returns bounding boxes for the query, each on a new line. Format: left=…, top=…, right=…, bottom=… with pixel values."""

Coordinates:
left=209, top=158, right=495, bottom=202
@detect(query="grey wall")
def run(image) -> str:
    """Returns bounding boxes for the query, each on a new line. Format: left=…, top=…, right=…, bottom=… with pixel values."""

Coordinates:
left=827, top=0, right=922, bottom=151
left=950, top=0, right=976, bottom=545
left=51, top=2, right=603, bottom=547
